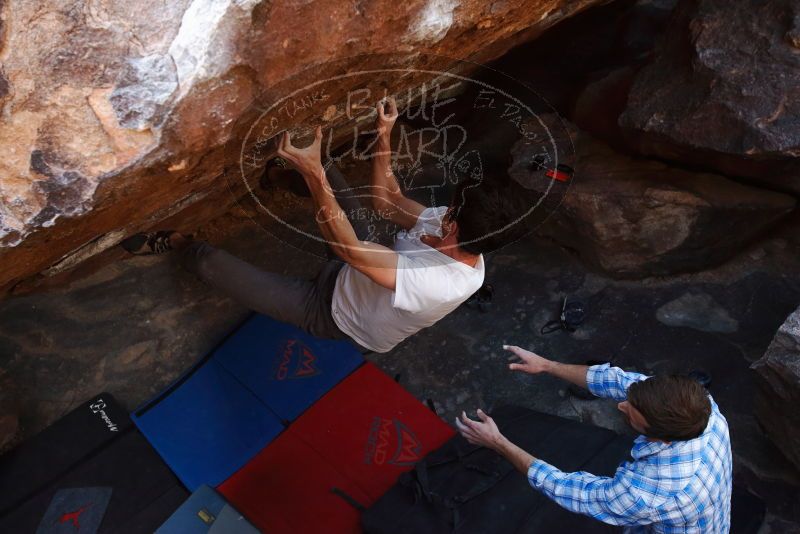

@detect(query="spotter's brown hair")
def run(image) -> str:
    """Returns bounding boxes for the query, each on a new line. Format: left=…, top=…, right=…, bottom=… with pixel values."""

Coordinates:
left=627, top=375, right=711, bottom=442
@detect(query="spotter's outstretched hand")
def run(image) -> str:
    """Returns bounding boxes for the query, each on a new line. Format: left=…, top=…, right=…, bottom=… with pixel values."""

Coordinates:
left=455, top=409, right=504, bottom=450
left=276, top=126, right=324, bottom=180
left=504, top=345, right=553, bottom=375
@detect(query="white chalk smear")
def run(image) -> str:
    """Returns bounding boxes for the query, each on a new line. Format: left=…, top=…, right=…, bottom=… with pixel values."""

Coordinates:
left=168, top=0, right=260, bottom=95
left=407, top=0, right=457, bottom=43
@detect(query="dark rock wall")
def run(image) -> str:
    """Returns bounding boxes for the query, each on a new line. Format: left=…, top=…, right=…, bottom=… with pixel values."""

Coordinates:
left=619, top=0, right=800, bottom=192
left=752, top=307, right=800, bottom=472
left=474, top=0, right=799, bottom=279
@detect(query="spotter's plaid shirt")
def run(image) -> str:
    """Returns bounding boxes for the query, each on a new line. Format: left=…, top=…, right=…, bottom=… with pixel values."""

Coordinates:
left=527, top=364, right=732, bottom=533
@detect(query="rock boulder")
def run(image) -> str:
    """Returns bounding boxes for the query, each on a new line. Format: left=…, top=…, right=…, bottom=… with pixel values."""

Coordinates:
left=619, top=0, right=800, bottom=192
left=752, top=306, right=800, bottom=471
left=509, top=116, right=796, bottom=277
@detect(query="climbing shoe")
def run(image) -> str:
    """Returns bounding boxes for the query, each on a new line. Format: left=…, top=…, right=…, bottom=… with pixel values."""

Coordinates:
left=121, top=230, right=183, bottom=255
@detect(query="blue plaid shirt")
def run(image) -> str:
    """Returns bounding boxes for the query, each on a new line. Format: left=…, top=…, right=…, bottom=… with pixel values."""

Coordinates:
left=527, top=364, right=732, bottom=533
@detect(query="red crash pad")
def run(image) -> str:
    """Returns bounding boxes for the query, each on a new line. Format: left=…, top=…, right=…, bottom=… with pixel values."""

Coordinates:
left=288, top=363, right=455, bottom=503
left=219, top=432, right=369, bottom=534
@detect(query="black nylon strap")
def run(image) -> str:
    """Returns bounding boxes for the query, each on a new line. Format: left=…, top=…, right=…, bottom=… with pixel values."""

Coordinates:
left=540, top=319, right=564, bottom=335
left=414, top=462, right=433, bottom=502
left=330, top=487, right=366, bottom=512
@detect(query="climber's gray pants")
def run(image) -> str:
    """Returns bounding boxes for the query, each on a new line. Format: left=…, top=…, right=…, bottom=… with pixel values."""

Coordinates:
left=182, top=165, right=368, bottom=347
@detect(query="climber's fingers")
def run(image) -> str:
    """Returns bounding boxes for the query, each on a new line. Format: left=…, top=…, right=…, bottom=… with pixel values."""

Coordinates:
left=313, top=125, right=323, bottom=147
left=277, top=130, right=292, bottom=157
left=386, top=96, right=397, bottom=117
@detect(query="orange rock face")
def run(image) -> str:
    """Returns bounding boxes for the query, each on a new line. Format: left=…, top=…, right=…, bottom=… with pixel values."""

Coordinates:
left=0, top=0, right=604, bottom=295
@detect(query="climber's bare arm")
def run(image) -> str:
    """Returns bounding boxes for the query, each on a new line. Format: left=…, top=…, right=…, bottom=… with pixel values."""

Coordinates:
left=278, top=128, right=398, bottom=290
left=371, top=98, right=426, bottom=231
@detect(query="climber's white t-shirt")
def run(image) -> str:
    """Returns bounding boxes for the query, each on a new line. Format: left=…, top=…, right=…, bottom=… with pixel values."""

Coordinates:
left=331, top=206, right=485, bottom=353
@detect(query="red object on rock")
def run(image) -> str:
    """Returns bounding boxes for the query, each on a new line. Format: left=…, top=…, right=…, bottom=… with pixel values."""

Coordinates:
left=546, top=167, right=572, bottom=182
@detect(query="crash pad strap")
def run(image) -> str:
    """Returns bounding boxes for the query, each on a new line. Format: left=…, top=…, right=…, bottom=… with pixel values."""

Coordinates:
left=331, top=487, right=367, bottom=512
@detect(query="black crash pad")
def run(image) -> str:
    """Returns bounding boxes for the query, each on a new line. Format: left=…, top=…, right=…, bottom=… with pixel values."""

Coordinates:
left=363, top=406, right=766, bottom=534
left=0, top=393, right=188, bottom=534
left=362, top=406, right=631, bottom=534
left=0, top=393, right=131, bottom=515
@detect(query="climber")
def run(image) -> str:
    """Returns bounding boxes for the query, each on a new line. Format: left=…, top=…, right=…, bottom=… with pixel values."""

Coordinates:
left=121, top=98, right=529, bottom=353
left=456, top=345, right=732, bottom=532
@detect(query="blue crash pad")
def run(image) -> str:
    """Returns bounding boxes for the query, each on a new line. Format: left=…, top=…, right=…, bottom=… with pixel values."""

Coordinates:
left=133, top=359, right=283, bottom=491
left=212, top=314, right=363, bottom=422
left=156, top=485, right=258, bottom=534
